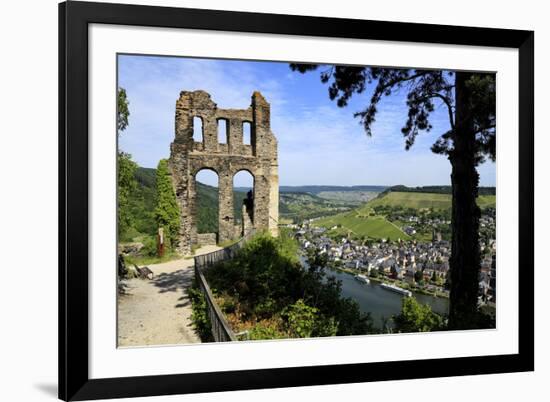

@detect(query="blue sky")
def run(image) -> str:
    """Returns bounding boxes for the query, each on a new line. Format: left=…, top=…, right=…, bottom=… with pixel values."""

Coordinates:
left=118, top=54, right=496, bottom=188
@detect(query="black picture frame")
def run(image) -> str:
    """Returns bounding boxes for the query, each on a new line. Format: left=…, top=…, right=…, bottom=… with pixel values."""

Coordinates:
left=59, top=1, right=534, bottom=400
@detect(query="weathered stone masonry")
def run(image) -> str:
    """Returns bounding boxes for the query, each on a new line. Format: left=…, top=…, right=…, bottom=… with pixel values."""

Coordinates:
left=169, top=90, right=279, bottom=255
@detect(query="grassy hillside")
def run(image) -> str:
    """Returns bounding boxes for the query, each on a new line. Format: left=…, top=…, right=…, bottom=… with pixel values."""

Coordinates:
left=367, top=191, right=496, bottom=210
left=315, top=212, right=410, bottom=241
left=316, top=190, right=379, bottom=204
left=313, top=190, right=496, bottom=242
left=277, top=185, right=387, bottom=193
left=279, top=192, right=355, bottom=223
left=382, top=184, right=496, bottom=196
left=476, top=195, right=497, bottom=209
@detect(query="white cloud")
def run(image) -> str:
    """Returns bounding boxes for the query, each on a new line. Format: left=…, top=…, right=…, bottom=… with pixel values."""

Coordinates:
left=118, top=55, right=496, bottom=187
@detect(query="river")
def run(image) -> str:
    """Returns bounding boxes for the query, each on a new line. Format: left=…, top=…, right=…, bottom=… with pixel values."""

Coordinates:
left=324, top=268, right=449, bottom=329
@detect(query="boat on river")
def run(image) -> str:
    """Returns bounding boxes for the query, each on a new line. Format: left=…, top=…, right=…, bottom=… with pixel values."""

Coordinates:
left=355, top=274, right=370, bottom=284
left=380, top=282, right=412, bottom=297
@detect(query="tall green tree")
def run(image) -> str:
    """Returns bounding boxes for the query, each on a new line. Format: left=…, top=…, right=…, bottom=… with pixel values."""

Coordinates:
left=154, top=159, right=181, bottom=249
left=290, top=64, right=495, bottom=329
left=117, top=87, right=137, bottom=238
left=117, top=87, right=130, bottom=134
left=118, top=153, right=138, bottom=236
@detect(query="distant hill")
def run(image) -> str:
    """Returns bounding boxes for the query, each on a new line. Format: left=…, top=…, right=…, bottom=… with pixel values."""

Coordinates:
left=195, top=181, right=247, bottom=233
left=125, top=167, right=157, bottom=240
left=236, top=185, right=383, bottom=207
left=381, top=184, right=496, bottom=196
left=313, top=190, right=496, bottom=241
left=130, top=168, right=495, bottom=241
left=279, top=192, right=356, bottom=223
left=131, top=168, right=363, bottom=234
left=135, top=166, right=156, bottom=188
left=278, top=185, right=387, bottom=194
left=130, top=167, right=246, bottom=236
left=368, top=191, right=496, bottom=210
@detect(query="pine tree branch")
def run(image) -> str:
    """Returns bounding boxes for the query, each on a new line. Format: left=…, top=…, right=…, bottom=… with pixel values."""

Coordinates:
left=427, top=92, right=455, bottom=130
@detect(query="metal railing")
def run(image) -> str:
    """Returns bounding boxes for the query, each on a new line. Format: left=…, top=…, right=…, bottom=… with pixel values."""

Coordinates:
left=193, top=231, right=255, bottom=342
left=193, top=264, right=237, bottom=342
left=194, top=235, right=249, bottom=269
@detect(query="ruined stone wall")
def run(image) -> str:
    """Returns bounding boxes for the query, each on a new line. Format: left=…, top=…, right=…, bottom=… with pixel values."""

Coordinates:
left=169, top=90, right=279, bottom=255
left=197, top=233, right=217, bottom=246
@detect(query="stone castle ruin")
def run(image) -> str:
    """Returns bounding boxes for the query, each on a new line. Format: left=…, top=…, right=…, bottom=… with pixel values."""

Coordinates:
left=168, top=90, right=279, bottom=255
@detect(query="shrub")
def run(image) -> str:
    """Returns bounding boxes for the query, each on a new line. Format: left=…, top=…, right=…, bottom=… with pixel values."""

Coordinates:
left=312, top=316, right=339, bottom=337
left=282, top=299, right=318, bottom=338
left=204, top=232, right=374, bottom=339
left=393, top=297, right=445, bottom=333
left=248, top=320, right=285, bottom=340
left=188, top=284, right=214, bottom=342
left=138, top=235, right=157, bottom=257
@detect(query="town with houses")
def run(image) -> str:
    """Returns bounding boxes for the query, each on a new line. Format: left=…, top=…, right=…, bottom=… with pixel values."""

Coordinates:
left=289, top=208, right=497, bottom=307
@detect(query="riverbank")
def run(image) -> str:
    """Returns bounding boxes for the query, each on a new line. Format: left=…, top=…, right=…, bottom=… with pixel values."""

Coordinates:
left=327, top=265, right=449, bottom=299
left=322, top=267, right=450, bottom=328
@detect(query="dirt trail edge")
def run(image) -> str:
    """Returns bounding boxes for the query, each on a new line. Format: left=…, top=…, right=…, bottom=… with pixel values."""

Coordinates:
left=117, top=245, right=221, bottom=347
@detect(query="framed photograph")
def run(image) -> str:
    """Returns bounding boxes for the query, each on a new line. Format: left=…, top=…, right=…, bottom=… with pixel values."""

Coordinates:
left=59, top=1, right=534, bottom=400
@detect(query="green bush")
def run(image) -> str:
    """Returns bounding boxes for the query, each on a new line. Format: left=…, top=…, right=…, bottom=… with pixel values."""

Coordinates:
left=140, top=235, right=158, bottom=257
left=204, top=231, right=374, bottom=340
left=312, top=316, right=339, bottom=337
left=282, top=299, right=318, bottom=338
left=248, top=321, right=285, bottom=340
left=188, top=284, right=214, bottom=342
left=393, top=297, right=445, bottom=333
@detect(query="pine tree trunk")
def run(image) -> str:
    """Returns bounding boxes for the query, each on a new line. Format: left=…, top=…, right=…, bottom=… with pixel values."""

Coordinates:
left=448, top=72, right=481, bottom=330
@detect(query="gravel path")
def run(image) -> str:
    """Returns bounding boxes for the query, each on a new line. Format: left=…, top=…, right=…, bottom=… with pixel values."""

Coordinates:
left=117, top=245, right=221, bottom=347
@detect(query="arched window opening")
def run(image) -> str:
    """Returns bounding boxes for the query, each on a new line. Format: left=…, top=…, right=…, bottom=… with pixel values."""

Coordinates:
left=242, top=121, right=252, bottom=145
left=195, top=169, right=219, bottom=235
left=233, top=170, right=254, bottom=236
left=193, top=116, right=203, bottom=142
left=217, top=119, right=228, bottom=144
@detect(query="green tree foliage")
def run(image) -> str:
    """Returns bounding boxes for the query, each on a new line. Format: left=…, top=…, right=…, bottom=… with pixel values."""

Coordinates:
left=188, top=284, right=214, bottom=342
left=153, top=159, right=181, bottom=248
left=117, top=87, right=130, bottom=134
left=393, top=297, right=444, bottom=333
left=204, top=231, right=373, bottom=339
left=116, top=87, right=139, bottom=240
left=282, top=299, right=318, bottom=338
left=118, top=152, right=138, bottom=238
left=248, top=322, right=285, bottom=340
left=414, top=269, right=424, bottom=283
left=290, top=64, right=496, bottom=330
